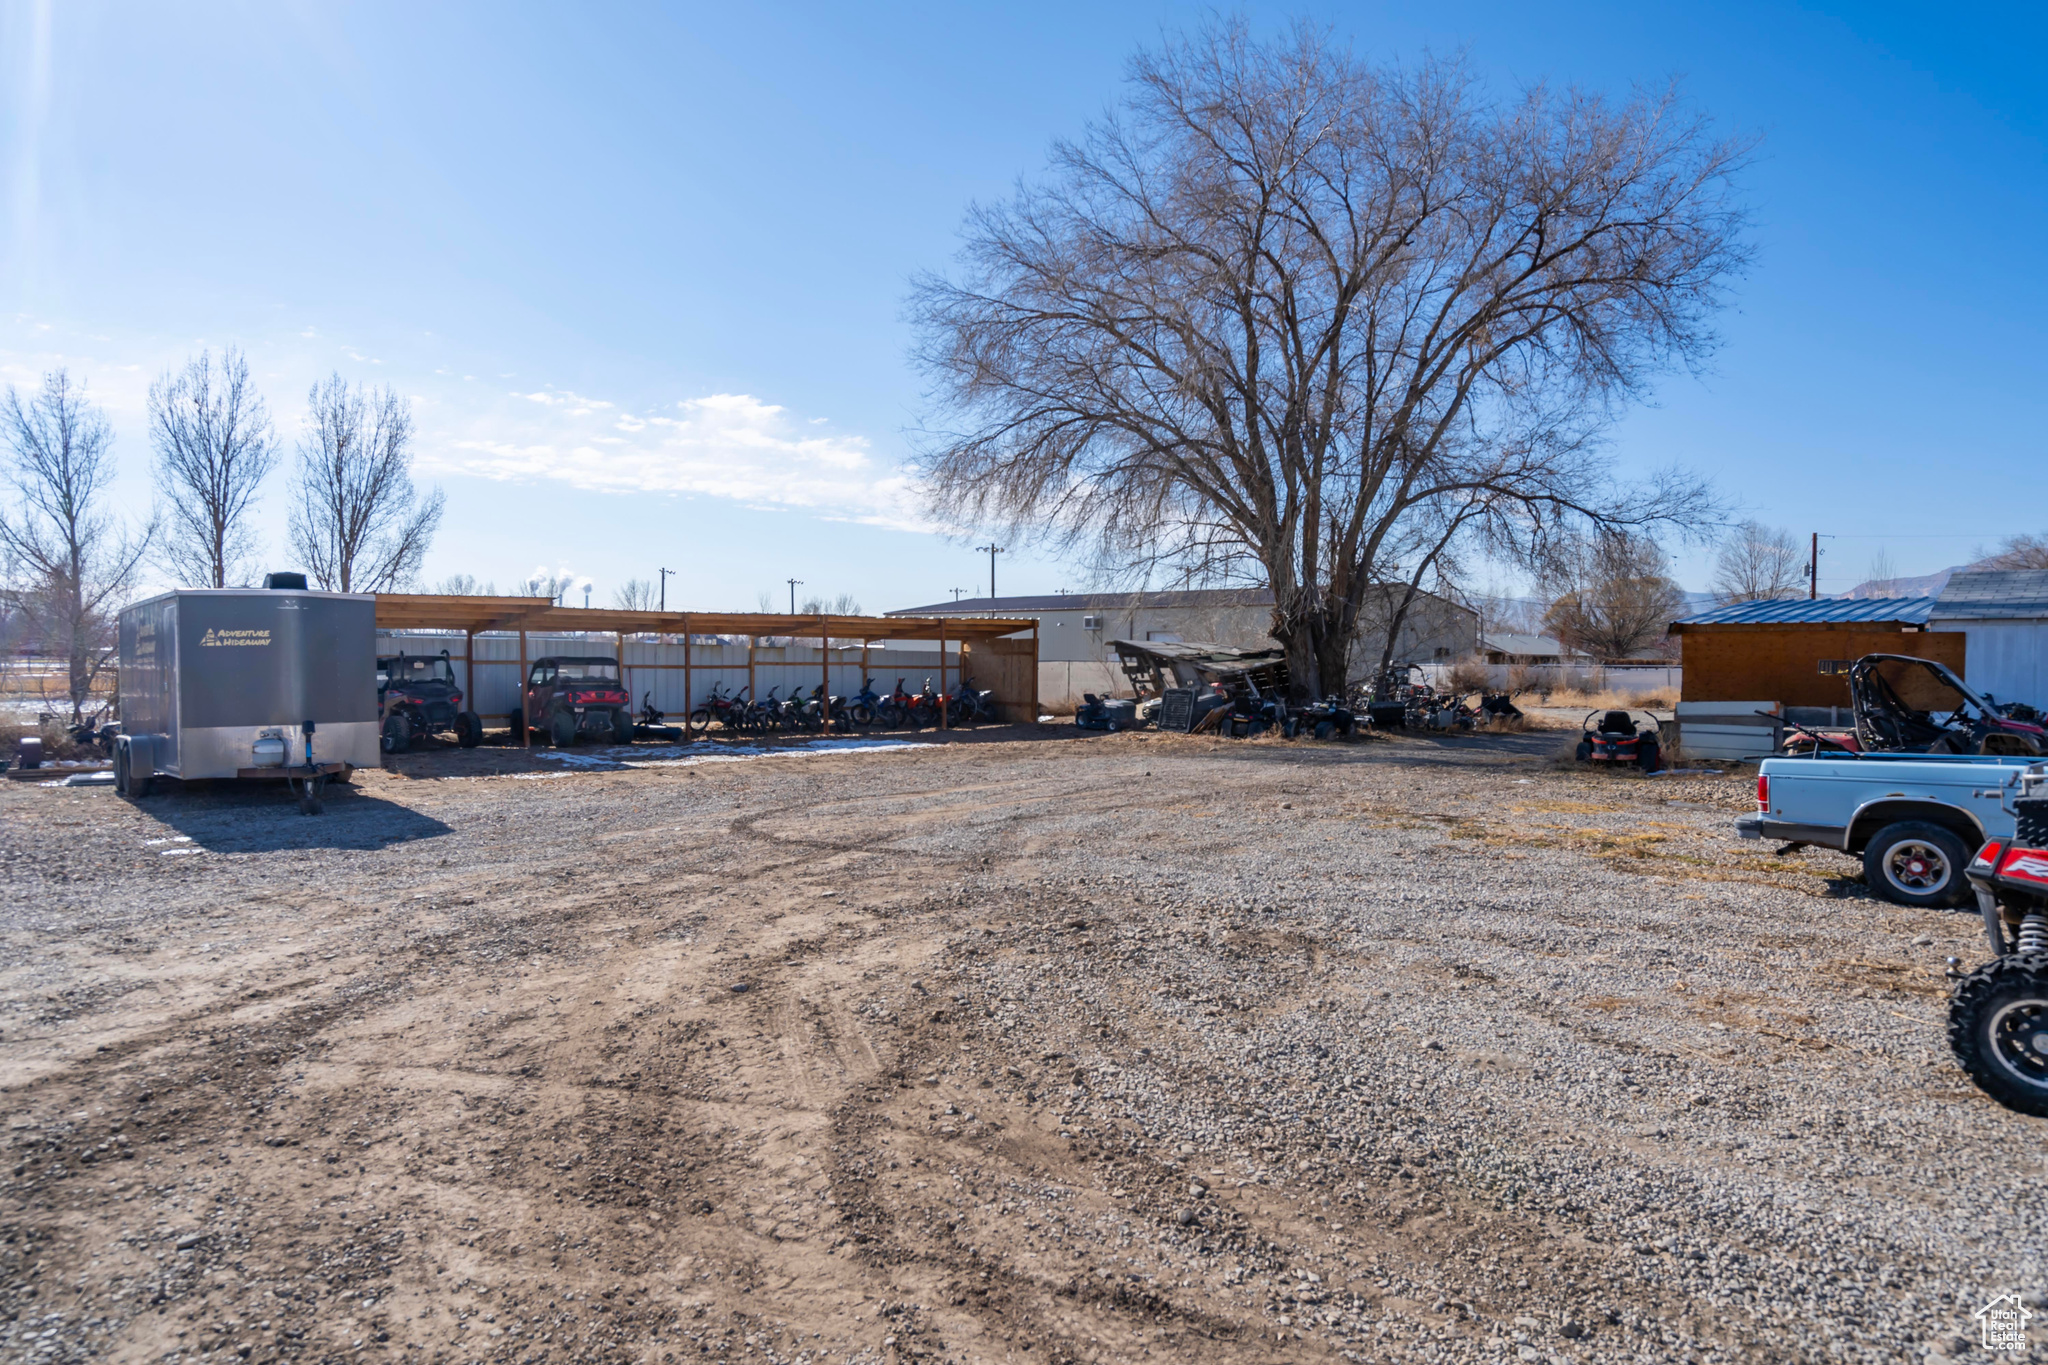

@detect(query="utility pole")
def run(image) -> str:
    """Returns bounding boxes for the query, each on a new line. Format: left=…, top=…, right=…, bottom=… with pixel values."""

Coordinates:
left=658, top=567, right=674, bottom=613
left=1809, top=533, right=1829, bottom=599
left=787, top=578, right=803, bottom=614
left=949, top=587, right=968, bottom=601
left=976, top=543, right=1005, bottom=599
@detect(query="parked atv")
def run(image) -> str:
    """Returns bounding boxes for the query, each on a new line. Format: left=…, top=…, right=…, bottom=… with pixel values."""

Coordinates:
left=1851, top=654, right=2046, bottom=756
left=1575, top=709, right=1662, bottom=772
left=1948, top=774, right=2048, bottom=1116
left=511, top=656, right=632, bottom=747
left=378, top=650, right=481, bottom=752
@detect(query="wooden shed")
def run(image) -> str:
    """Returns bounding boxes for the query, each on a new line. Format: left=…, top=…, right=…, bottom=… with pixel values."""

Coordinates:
left=1669, top=596, right=1965, bottom=708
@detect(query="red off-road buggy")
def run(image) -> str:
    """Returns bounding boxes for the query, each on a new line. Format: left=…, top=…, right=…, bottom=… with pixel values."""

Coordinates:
left=1574, top=709, right=1663, bottom=772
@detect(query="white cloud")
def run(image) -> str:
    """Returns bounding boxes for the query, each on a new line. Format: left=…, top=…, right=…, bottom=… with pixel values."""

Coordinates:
left=420, top=387, right=930, bottom=531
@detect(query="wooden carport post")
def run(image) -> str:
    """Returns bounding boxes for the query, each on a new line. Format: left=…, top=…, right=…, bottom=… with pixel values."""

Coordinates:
left=464, top=628, right=476, bottom=707
left=682, top=613, right=693, bottom=739
left=748, top=638, right=757, bottom=708
left=518, top=628, right=529, bottom=748
left=939, top=620, right=949, bottom=729
left=618, top=630, right=628, bottom=714
left=819, top=616, right=831, bottom=730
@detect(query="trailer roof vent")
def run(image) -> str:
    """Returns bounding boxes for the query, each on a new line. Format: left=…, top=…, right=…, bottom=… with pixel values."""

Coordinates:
left=263, top=572, right=309, bottom=590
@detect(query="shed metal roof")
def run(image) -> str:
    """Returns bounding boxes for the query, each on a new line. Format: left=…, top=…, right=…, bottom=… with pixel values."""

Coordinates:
left=1932, top=569, right=2048, bottom=620
left=1671, top=596, right=1935, bottom=630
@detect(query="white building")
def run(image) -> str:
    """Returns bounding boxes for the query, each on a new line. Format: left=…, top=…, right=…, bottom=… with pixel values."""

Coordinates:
left=1931, top=569, right=2048, bottom=708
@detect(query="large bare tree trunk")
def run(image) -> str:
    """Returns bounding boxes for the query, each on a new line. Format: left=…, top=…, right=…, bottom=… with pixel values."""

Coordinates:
left=910, top=23, right=1743, bottom=699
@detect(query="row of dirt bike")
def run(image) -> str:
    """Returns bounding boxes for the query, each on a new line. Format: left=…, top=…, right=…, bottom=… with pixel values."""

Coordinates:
left=683, top=676, right=998, bottom=735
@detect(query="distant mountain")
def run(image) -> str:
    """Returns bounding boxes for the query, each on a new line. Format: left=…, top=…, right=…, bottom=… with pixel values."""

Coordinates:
left=1845, top=564, right=1982, bottom=599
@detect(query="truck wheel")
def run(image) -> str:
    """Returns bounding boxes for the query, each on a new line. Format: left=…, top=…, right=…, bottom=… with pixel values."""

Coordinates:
left=611, top=709, right=633, bottom=745
left=457, top=712, right=482, bottom=748
left=382, top=714, right=411, bottom=754
left=1949, top=953, right=2048, bottom=1117
left=550, top=710, right=577, bottom=748
left=1863, top=820, right=1971, bottom=907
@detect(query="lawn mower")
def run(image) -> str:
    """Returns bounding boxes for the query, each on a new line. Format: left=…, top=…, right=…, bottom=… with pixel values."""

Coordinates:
left=1574, top=709, right=1663, bottom=772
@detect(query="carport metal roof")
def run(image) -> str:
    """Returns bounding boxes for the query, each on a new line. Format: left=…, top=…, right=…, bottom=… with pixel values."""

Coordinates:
left=372, top=593, right=1036, bottom=642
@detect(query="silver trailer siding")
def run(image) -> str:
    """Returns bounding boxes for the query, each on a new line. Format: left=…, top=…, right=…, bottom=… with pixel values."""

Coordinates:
left=117, top=589, right=380, bottom=780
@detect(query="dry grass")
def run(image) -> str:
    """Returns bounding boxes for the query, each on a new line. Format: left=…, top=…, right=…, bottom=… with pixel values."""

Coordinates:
left=1, top=719, right=96, bottom=766
left=1528, top=686, right=1675, bottom=711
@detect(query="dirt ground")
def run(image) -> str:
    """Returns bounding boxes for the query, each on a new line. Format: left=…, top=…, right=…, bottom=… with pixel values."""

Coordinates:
left=2, top=724, right=2041, bottom=1365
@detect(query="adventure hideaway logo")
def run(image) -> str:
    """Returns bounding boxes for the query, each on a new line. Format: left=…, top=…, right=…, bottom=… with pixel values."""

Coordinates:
left=199, top=629, right=272, bottom=647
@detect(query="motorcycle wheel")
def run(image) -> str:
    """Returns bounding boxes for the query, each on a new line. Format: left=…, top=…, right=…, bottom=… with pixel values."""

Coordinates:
left=850, top=703, right=875, bottom=728
left=876, top=704, right=904, bottom=730
left=1949, top=953, right=2048, bottom=1117
left=687, top=708, right=712, bottom=734
left=909, top=702, right=937, bottom=729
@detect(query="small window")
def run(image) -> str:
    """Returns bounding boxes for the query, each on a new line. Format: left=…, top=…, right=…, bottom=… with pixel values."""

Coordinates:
left=1081, top=614, right=1103, bottom=631
left=1818, top=659, right=1851, bottom=675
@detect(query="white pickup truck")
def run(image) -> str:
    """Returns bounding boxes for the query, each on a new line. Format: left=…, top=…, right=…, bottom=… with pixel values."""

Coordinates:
left=1737, top=753, right=2043, bottom=907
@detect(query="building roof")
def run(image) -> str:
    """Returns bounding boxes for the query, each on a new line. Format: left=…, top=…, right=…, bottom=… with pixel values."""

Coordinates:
left=888, top=588, right=1274, bottom=616
left=1932, top=569, right=2048, bottom=620
left=1480, top=632, right=1563, bottom=657
left=1671, top=595, right=1935, bottom=630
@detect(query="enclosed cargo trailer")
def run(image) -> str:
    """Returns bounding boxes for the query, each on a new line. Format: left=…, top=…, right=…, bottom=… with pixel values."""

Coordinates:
left=115, top=585, right=379, bottom=812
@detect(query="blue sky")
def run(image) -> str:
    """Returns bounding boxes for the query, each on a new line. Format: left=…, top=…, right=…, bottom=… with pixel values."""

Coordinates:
left=3, top=1, right=2043, bottom=607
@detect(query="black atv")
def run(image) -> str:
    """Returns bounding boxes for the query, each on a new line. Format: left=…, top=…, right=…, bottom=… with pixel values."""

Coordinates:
left=1949, top=774, right=2048, bottom=1116
left=378, top=650, right=482, bottom=752
left=1574, top=709, right=1662, bottom=772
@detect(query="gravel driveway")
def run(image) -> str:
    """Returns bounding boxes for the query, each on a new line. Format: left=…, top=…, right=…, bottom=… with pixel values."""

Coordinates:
left=0, top=725, right=2037, bottom=1364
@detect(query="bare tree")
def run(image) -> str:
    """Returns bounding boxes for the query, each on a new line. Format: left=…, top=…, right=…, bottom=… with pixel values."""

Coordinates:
left=798, top=592, right=863, bottom=616
left=518, top=568, right=581, bottom=601
left=1539, top=532, right=1685, bottom=660
left=1710, top=520, right=1803, bottom=603
left=149, top=347, right=279, bottom=588
left=433, top=573, right=498, bottom=596
left=288, top=374, right=444, bottom=592
left=1984, top=534, right=2048, bottom=570
left=910, top=24, right=1745, bottom=696
left=0, top=371, right=154, bottom=720
left=613, top=578, right=657, bottom=611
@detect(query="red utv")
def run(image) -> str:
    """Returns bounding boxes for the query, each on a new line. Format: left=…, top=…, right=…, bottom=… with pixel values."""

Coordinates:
left=512, top=656, right=633, bottom=747
left=1850, top=654, right=2045, bottom=755
left=378, top=650, right=482, bottom=751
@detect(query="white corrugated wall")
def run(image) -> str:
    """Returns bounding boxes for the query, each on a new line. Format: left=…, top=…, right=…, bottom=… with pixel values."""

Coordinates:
left=1940, top=619, right=2048, bottom=709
